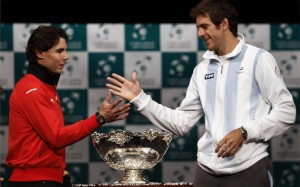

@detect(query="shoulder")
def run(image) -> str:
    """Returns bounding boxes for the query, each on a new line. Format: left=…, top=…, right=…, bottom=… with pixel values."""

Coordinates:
left=13, top=74, right=48, bottom=98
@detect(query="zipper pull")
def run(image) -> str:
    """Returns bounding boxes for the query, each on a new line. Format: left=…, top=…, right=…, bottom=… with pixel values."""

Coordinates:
left=221, top=64, right=223, bottom=74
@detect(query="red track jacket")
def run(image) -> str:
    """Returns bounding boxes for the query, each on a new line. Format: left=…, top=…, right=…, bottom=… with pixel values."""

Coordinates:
left=6, top=64, right=100, bottom=183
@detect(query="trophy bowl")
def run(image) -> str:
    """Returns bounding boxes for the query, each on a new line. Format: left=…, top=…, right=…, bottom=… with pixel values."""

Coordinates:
left=91, top=129, right=172, bottom=184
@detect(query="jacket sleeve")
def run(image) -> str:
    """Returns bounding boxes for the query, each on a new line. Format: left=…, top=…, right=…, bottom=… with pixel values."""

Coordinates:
left=244, top=51, right=296, bottom=141
left=131, top=68, right=204, bottom=136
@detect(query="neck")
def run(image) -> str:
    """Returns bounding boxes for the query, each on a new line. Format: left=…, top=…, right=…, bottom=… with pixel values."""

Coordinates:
left=216, top=34, right=239, bottom=56
left=27, top=63, right=60, bottom=86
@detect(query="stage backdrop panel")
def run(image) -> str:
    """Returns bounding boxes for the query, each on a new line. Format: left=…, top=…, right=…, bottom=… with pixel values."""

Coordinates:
left=0, top=23, right=299, bottom=187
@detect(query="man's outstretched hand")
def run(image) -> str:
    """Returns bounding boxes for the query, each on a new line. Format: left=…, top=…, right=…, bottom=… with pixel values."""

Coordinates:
left=106, top=72, right=142, bottom=101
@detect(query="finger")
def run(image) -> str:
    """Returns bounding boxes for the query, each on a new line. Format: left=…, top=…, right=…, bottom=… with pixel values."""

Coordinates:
left=132, top=71, right=137, bottom=82
left=110, top=99, right=122, bottom=109
left=104, top=91, right=112, bottom=102
left=106, top=84, right=121, bottom=92
left=118, top=103, right=131, bottom=110
left=217, top=149, right=225, bottom=157
left=215, top=141, right=226, bottom=152
left=108, top=89, right=120, bottom=97
left=118, top=106, right=131, bottom=114
left=107, top=77, right=123, bottom=86
left=117, top=113, right=130, bottom=120
left=217, top=142, right=228, bottom=157
left=223, top=144, right=233, bottom=157
left=222, top=149, right=230, bottom=158
left=112, top=73, right=127, bottom=83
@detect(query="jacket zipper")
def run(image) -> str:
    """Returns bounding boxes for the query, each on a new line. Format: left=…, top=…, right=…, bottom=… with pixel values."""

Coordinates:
left=221, top=64, right=223, bottom=74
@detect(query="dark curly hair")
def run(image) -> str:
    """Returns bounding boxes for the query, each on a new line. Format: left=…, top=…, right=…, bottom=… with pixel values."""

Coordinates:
left=26, top=25, right=68, bottom=64
left=190, top=0, right=238, bottom=37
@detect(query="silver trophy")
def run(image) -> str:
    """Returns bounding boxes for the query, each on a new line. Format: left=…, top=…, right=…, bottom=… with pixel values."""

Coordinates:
left=91, top=129, right=172, bottom=184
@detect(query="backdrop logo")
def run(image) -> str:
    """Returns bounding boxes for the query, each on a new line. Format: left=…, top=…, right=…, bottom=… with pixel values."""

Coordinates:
left=63, top=55, right=79, bottom=77
left=169, top=91, right=186, bottom=109
left=53, top=23, right=86, bottom=51
left=163, top=53, right=196, bottom=87
left=131, top=24, right=148, bottom=40
left=242, top=24, right=256, bottom=39
left=125, top=24, right=159, bottom=50
left=61, top=92, right=80, bottom=114
left=165, top=128, right=198, bottom=161
left=171, top=165, right=191, bottom=182
left=238, top=24, right=270, bottom=50
left=97, top=168, right=119, bottom=183
left=61, top=23, right=75, bottom=40
left=95, top=24, right=110, bottom=40
left=279, top=55, right=297, bottom=77
left=96, top=55, right=117, bottom=77
left=67, top=164, right=88, bottom=184
left=280, top=128, right=298, bottom=149
left=21, top=24, right=36, bottom=39
left=134, top=55, right=152, bottom=77
left=279, top=164, right=300, bottom=187
left=169, top=55, right=190, bottom=77
left=169, top=24, right=184, bottom=40
left=277, top=24, right=293, bottom=40
left=170, top=136, right=187, bottom=151
left=89, top=53, right=123, bottom=87
left=271, top=24, right=300, bottom=50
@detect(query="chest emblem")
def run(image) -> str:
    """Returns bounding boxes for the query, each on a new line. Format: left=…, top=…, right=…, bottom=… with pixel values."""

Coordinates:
left=205, top=73, right=214, bottom=80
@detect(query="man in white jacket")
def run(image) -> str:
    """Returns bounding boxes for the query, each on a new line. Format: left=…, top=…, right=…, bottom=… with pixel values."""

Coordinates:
left=106, top=0, right=296, bottom=186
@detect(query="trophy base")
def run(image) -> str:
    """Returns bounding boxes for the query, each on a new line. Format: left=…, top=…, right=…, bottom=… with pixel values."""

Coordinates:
left=113, top=169, right=160, bottom=185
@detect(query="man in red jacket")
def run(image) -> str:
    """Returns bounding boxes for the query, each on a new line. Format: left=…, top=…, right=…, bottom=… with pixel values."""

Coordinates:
left=6, top=25, right=130, bottom=187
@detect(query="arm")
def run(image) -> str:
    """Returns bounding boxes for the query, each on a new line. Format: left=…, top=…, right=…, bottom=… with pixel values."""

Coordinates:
left=22, top=90, right=130, bottom=149
left=106, top=71, right=203, bottom=135
left=215, top=51, right=296, bottom=158
left=245, top=52, right=296, bottom=140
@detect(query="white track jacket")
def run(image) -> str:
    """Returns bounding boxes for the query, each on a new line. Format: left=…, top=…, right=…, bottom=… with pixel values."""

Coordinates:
left=130, top=34, right=296, bottom=175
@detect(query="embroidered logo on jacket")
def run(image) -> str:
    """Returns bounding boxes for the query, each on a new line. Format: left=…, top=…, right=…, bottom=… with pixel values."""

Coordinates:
left=205, top=73, right=214, bottom=80
left=26, top=88, right=37, bottom=94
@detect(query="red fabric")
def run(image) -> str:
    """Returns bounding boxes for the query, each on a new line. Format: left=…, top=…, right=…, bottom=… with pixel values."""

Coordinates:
left=6, top=74, right=100, bottom=183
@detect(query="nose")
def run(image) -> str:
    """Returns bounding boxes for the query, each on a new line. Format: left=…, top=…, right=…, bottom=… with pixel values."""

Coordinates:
left=64, top=52, right=69, bottom=61
left=197, top=28, right=205, bottom=38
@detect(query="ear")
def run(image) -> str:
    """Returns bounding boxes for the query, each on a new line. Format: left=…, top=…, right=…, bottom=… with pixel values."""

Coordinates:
left=36, top=50, right=44, bottom=59
left=221, top=18, right=229, bottom=31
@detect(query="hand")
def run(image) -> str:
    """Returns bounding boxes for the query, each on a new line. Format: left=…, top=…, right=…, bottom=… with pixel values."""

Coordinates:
left=106, top=72, right=142, bottom=101
left=215, top=128, right=244, bottom=158
left=99, top=92, right=130, bottom=123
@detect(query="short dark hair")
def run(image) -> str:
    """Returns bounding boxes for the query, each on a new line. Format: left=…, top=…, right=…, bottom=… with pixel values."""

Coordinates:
left=26, top=25, right=68, bottom=64
left=190, top=0, right=238, bottom=36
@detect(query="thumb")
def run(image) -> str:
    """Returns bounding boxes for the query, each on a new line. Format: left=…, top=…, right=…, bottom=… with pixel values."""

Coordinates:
left=104, top=91, right=112, bottom=102
left=132, top=71, right=137, bottom=83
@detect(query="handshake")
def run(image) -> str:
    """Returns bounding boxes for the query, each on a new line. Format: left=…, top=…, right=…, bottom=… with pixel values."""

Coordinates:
left=98, top=72, right=142, bottom=123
